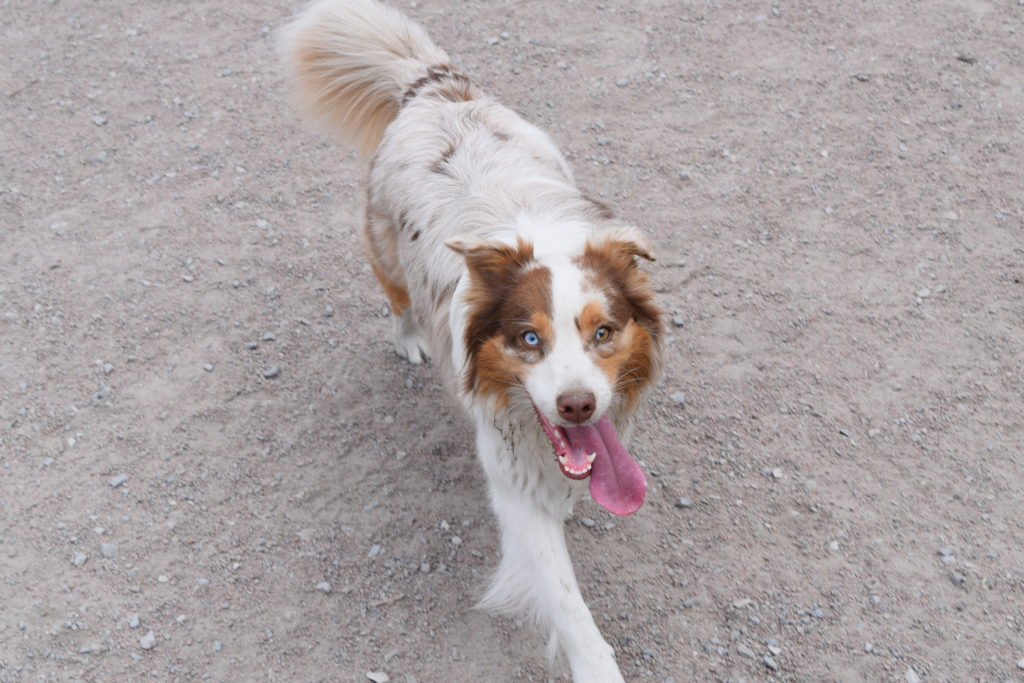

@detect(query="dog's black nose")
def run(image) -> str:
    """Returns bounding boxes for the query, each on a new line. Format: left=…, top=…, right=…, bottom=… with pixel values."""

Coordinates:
left=557, top=391, right=595, bottom=424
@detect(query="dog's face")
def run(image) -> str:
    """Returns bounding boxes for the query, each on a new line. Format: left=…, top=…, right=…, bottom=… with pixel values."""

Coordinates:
left=449, top=231, right=661, bottom=511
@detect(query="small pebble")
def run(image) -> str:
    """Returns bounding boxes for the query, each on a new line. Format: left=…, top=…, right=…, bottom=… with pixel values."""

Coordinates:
left=110, top=474, right=128, bottom=488
left=904, top=666, right=921, bottom=683
left=671, top=316, right=686, bottom=327
left=92, top=115, right=107, bottom=126
left=101, top=362, right=114, bottom=375
left=213, top=640, right=222, bottom=652
left=262, top=366, right=280, bottom=379
left=732, top=598, right=752, bottom=609
left=580, top=517, right=596, bottom=528
left=829, top=540, right=840, bottom=551
left=244, top=341, right=258, bottom=350
left=675, top=497, right=693, bottom=509
left=763, top=655, right=779, bottom=671
left=1016, top=658, right=1024, bottom=670
left=182, top=274, right=194, bottom=283
left=316, top=581, right=332, bottom=593
left=323, top=305, right=334, bottom=318
left=128, top=614, right=140, bottom=629
left=261, top=332, right=276, bottom=341
left=203, top=363, right=214, bottom=372
left=139, top=630, right=156, bottom=650
left=368, top=544, right=382, bottom=558
left=938, top=546, right=954, bottom=557
left=951, top=572, right=966, bottom=585
left=72, top=552, right=88, bottom=567
left=737, top=643, right=756, bottom=658
left=100, top=542, right=118, bottom=558
left=668, top=391, right=686, bottom=406
left=366, top=673, right=389, bottom=683
left=450, top=536, right=462, bottom=545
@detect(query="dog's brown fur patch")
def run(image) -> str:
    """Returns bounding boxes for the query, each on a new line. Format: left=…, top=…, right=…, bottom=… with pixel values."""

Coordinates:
left=577, top=238, right=662, bottom=408
left=403, top=64, right=473, bottom=105
left=454, top=239, right=553, bottom=397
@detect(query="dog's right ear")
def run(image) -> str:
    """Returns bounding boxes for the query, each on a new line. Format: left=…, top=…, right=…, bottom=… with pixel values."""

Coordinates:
left=445, top=233, right=495, bottom=256
left=446, top=235, right=535, bottom=284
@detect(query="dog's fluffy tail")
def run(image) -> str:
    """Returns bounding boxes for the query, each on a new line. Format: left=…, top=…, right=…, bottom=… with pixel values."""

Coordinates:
left=280, top=0, right=469, bottom=158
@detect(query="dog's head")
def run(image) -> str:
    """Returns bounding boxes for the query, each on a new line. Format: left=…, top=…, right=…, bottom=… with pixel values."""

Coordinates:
left=448, top=228, right=662, bottom=514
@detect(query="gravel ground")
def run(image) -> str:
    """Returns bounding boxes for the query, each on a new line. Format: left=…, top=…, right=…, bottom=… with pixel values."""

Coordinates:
left=2, top=0, right=1023, bottom=680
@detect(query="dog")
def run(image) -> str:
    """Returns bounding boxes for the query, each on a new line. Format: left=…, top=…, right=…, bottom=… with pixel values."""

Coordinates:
left=280, top=1, right=662, bottom=679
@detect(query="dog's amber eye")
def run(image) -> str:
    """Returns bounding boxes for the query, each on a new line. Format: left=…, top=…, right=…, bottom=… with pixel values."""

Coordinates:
left=594, top=326, right=612, bottom=342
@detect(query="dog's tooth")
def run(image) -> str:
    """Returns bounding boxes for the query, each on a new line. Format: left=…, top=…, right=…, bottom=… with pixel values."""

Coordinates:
left=586, top=452, right=597, bottom=463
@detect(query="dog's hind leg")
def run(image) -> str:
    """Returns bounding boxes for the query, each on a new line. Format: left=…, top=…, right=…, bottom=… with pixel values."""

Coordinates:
left=475, top=427, right=624, bottom=682
left=363, top=208, right=429, bottom=364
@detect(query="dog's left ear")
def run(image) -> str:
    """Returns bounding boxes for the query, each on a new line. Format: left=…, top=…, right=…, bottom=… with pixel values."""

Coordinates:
left=590, top=225, right=656, bottom=263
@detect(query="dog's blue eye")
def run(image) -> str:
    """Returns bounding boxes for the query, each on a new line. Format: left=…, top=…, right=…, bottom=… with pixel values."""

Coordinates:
left=523, top=331, right=540, bottom=347
left=595, top=326, right=611, bottom=342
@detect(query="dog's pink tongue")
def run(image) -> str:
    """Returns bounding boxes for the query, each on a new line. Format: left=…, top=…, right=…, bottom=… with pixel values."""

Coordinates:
left=563, top=417, right=646, bottom=516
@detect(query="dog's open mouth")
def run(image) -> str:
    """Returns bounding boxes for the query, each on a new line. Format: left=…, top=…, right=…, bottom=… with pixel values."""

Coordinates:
left=534, top=408, right=647, bottom=516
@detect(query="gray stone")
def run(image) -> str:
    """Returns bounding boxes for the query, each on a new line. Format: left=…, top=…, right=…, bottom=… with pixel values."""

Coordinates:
left=316, top=581, right=332, bottom=593
left=139, top=630, right=156, bottom=650
left=262, top=366, right=280, bottom=379
left=675, top=497, right=693, bottom=509
left=100, top=542, right=118, bottom=558
left=72, top=552, right=88, bottom=567
left=110, top=474, right=129, bottom=488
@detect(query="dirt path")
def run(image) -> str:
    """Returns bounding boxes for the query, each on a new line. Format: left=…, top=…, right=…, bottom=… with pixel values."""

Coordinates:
left=2, top=0, right=1022, bottom=680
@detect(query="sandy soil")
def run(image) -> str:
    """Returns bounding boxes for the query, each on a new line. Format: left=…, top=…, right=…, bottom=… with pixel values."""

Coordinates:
left=2, top=0, right=1023, bottom=680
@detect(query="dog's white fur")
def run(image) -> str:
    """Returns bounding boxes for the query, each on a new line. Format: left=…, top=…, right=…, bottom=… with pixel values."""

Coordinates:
left=281, top=2, right=658, bottom=679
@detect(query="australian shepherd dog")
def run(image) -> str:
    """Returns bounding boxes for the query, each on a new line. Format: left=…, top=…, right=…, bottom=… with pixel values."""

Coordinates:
left=281, top=1, right=662, bottom=679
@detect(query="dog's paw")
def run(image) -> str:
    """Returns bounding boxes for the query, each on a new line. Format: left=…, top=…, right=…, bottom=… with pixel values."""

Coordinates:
left=394, top=331, right=429, bottom=364
left=392, top=312, right=429, bottom=364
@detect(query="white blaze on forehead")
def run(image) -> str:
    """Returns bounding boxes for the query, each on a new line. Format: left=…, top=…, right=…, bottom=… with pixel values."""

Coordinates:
left=523, top=254, right=613, bottom=422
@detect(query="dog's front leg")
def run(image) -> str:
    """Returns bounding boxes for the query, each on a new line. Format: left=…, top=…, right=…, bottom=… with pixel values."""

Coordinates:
left=475, top=427, right=625, bottom=682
